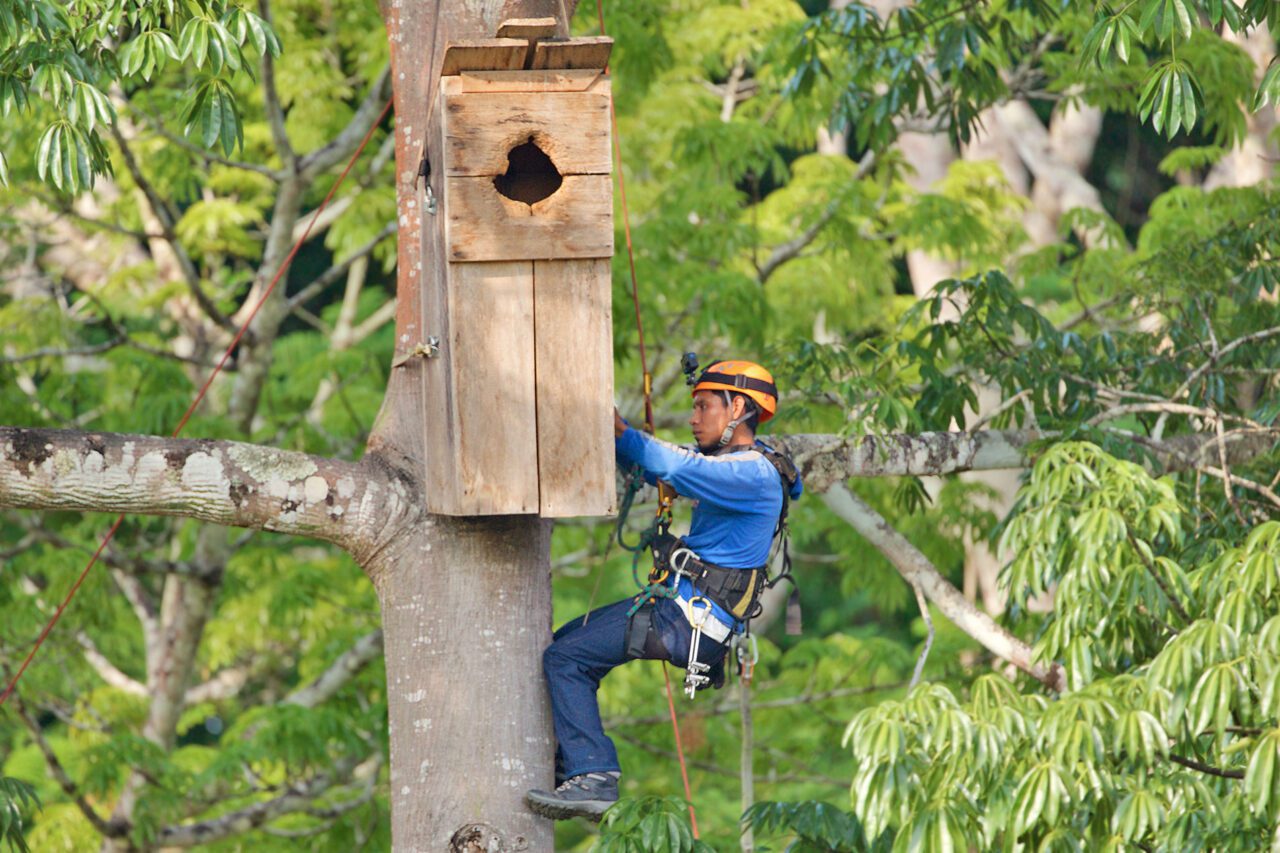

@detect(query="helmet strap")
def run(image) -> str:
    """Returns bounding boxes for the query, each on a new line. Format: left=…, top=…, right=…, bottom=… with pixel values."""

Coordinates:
left=717, top=391, right=757, bottom=447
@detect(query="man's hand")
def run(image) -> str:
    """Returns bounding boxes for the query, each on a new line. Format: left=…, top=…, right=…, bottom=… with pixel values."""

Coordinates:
left=614, top=408, right=628, bottom=438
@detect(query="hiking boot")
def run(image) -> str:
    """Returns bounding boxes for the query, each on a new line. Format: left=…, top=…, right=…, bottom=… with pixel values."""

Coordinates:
left=526, top=771, right=620, bottom=821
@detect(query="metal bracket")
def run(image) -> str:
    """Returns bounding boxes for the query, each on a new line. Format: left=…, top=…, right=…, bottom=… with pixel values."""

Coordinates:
left=392, top=336, right=440, bottom=369
left=416, top=154, right=437, bottom=216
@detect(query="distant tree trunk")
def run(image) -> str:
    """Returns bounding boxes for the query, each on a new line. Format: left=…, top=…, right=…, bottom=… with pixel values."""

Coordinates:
left=1204, top=23, right=1278, bottom=191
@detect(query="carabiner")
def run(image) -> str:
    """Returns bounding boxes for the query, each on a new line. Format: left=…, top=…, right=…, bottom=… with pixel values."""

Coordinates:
left=688, top=595, right=712, bottom=629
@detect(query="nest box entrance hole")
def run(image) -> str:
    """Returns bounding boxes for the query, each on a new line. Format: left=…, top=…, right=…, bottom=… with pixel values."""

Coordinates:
left=493, top=138, right=562, bottom=205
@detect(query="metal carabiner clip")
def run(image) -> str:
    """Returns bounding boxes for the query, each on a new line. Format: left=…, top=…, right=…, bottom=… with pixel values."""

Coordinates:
left=687, top=595, right=712, bottom=628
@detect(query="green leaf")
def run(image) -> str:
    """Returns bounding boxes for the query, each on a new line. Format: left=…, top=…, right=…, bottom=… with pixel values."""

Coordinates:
left=1253, top=57, right=1280, bottom=110
left=1246, top=730, right=1280, bottom=819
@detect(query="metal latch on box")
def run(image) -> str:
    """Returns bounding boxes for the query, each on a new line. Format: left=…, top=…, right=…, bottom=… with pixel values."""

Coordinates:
left=392, top=336, right=440, bottom=369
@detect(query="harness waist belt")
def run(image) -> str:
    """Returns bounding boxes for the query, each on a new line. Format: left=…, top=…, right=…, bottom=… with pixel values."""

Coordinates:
left=656, top=537, right=767, bottom=622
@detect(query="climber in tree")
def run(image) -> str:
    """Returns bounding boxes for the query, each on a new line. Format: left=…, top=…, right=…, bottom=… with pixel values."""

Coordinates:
left=526, top=360, right=802, bottom=821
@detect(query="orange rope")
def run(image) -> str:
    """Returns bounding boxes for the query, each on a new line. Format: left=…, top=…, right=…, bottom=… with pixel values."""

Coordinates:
left=594, top=0, right=700, bottom=837
left=0, top=98, right=395, bottom=710
left=595, top=0, right=654, bottom=434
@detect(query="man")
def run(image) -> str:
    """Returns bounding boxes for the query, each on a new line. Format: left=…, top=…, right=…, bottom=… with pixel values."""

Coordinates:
left=526, top=360, right=802, bottom=821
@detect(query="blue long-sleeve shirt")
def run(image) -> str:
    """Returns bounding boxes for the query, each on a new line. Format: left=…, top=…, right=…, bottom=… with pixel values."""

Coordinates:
left=615, top=428, right=803, bottom=629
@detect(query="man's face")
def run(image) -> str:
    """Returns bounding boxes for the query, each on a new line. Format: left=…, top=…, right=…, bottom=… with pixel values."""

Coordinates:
left=690, top=390, right=732, bottom=450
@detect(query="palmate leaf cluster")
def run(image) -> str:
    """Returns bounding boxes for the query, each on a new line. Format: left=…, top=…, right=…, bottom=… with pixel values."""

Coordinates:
left=832, top=446, right=1280, bottom=850
left=0, top=777, right=38, bottom=853
left=0, top=0, right=279, bottom=191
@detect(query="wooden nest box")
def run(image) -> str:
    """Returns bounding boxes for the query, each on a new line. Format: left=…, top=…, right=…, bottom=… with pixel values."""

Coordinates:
left=418, top=19, right=616, bottom=518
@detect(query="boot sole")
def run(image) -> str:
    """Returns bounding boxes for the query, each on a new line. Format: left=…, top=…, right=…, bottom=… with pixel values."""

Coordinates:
left=525, top=790, right=615, bottom=822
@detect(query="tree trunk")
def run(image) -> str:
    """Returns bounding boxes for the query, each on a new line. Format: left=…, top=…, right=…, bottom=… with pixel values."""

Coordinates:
left=371, top=518, right=554, bottom=852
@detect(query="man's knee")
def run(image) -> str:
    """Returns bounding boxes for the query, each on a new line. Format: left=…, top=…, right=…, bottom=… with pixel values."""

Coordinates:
left=543, top=639, right=571, bottom=675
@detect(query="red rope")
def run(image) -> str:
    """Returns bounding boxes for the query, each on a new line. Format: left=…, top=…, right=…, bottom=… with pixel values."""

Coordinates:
left=662, top=664, right=700, bottom=838
left=0, top=98, right=395, bottom=710
left=595, top=0, right=700, bottom=836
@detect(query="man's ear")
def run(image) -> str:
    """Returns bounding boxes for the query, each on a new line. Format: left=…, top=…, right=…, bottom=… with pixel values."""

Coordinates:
left=731, top=394, right=747, bottom=420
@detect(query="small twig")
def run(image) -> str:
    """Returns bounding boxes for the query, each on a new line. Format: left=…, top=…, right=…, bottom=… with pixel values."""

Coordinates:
left=1088, top=402, right=1261, bottom=430
left=908, top=582, right=934, bottom=690
left=259, top=0, right=297, bottom=171
left=969, top=389, right=1031, bottom=431
left=1061, top=294, right=1125, bottom=333
left=109, top=123, right=237, bottom=334
left=286, top=221, right=397, bottom=310
left=754, top=151, right=876, bottom=285
left=12, top=691, right=125, bottom=838
left=0, top=338, right=126, bottom=364
left=125, top=102, right=282, bottom=178
left=1124, top=530, right=1193, bottom=625
left=1167, top=753, right=1243, bottom=779
left=1199, top=465, right=1280, bottom=512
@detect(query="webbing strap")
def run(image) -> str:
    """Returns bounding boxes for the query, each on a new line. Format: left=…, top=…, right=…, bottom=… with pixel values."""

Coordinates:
left=696, top=371, right=778, bottom=398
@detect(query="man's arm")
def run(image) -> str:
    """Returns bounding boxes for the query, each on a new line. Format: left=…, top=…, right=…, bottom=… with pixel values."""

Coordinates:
left=615, top=428, right=776, bottom=511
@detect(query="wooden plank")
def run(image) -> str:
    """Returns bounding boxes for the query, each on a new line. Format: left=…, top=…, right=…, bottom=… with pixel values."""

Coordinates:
left=445, top=173, right=613, bottom=262
left=458, top=69, right=602, bottom=93
left=531, top=36, right=613, bottom=70
left=534, top=259, right=616, bottom=518
left=496, top=17, right=558, bottom=40
left=440, top=76, right=611, bottom=176
left=440, top=39, right=527, bottom=76
left=422, top=94, right=460, bottom=514
left=447, top=261, right=540, bottom=515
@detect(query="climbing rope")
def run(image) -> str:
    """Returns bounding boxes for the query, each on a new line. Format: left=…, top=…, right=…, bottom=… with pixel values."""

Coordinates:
left=0, top=98, right=395, bottom=710
left=594, top=0, right=700, bottom=836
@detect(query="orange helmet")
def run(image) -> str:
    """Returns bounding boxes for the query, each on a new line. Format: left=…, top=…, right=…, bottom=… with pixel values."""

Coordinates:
left=691, top=360, right=778, bottom=423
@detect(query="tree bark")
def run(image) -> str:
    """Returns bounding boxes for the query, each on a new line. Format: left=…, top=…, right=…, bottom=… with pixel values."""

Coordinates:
left=0, top=427, right=408, bottom=552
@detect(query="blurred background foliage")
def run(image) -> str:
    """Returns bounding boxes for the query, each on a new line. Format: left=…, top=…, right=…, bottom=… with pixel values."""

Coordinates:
left=1, top=0, right=1279, bottom=850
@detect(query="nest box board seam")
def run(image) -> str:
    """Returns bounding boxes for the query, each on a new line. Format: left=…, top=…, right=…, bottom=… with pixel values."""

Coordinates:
left=420, top=36, right=617, bottom=519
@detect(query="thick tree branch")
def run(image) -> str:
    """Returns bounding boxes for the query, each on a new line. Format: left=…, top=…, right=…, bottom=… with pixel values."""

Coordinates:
left=822, top=484, right=1066, bottom=691
left=76, top=633, right=147, bottom=697
left=775, top=428, right=1280, bottom=494
left=185, top=665, right=253, bottom=704
left=298, top=66, right=392, bottom=180
left=348, top=299, right=397, bottom=347
left=0, top=428, right=418, bottom=557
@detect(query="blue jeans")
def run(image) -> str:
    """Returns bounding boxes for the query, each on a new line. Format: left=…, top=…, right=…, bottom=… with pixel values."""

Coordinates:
left=543, top=596, right=729, bottom=777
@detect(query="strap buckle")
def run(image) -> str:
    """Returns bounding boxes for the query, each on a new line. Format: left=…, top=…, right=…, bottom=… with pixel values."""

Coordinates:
left=668, top=547, right=697, bottom=578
